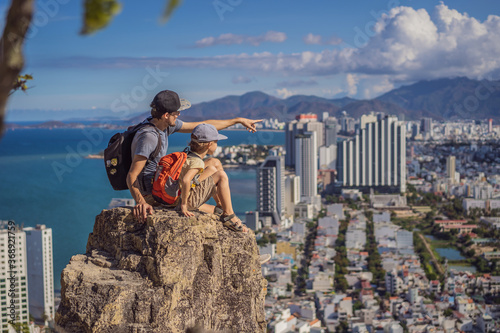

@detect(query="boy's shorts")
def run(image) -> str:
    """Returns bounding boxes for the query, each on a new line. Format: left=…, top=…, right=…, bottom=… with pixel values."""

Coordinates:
left=184, top=176, right=217, bottom=210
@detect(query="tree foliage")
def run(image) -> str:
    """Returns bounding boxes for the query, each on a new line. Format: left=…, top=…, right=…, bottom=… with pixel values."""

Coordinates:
left=10, top=74, right=33, bottom=95
left=81, top=0, right=183, bottom=34
left=81, top=0, right=122, bottom=34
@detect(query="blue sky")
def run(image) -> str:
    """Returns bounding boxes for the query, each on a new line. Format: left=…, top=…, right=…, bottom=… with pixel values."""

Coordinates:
left=3, top=0, right=500, bottom=120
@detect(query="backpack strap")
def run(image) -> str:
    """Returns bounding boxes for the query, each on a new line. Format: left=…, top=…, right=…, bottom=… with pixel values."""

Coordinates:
left=148, top=126, right=162, bottom=162
left=136, top=121, right=162, bottom=162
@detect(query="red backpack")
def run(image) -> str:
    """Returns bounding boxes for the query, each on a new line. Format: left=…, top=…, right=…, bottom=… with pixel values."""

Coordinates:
left=152, top=151, right=201, bottom=205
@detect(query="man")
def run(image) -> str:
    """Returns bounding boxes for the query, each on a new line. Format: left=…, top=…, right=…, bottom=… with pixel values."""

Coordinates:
left=127, top=90, right=262, bottom=223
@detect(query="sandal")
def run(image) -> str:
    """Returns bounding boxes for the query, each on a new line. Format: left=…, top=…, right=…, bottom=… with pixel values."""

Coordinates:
left=213, top=205, right=223, bottom=216
left=220, top=214, right=247, bottom=233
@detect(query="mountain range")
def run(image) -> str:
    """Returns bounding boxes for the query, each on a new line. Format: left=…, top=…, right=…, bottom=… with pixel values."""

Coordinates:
left=9, top=77, right=500, bottom=125
left=129, top=77, right=500, bottom=124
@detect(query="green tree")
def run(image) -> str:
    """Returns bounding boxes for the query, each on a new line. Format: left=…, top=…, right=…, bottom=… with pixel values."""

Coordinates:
left=269, top=233, right=277, bottom=244
left=338, top=321, right=349, bottom=333
left=9, top=321, right=30, bottom=333
left=353, top=300, right=363, bottom=311
left=443, top=307, right=453, bottom=317
left=257, top=234, right=269, bottom=246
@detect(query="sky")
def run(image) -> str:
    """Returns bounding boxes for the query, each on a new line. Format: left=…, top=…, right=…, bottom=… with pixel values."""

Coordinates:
left=3, top=0, right=500, bottom=120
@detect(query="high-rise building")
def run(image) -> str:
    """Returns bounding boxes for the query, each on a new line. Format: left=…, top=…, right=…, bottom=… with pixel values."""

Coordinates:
left=421, top=117, right=433, bottom=139
left=324, top=117, right=338, bottom=146
left=446, top=155, right=456, bottom=184
left=285, top=174, right=300, bottom=217
left=257, top=149, right=285, bottom=226
left=295, top=131, right=318, bottom=199
left=319, top=145, right=337, bottom=170
left=340, top=111, right=356, bottom=133
left=411, top=123, right=420, bottom=140
left=0, top=221, right=29, bottom=332
left=285, top=114, right=324, bottom=167
left=321, top=112, right=330, bottom=122
left=25, top=224, right=54, bottom=322
left=360, top=113, right=378, bottom=129
left=337, top=115, right=406, bottom=193
left=489, top=119, right=493, bottom=133
left=245, top=211, right=260, bottom=231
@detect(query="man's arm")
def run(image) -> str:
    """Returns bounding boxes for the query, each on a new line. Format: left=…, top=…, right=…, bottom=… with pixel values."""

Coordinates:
left=178, top=118, right=263, bottom=133
left=126, top=155, right=153, bottom=223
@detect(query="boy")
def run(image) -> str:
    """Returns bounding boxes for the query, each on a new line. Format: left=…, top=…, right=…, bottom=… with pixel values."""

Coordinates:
left=177, top=124, right=248, bottom=233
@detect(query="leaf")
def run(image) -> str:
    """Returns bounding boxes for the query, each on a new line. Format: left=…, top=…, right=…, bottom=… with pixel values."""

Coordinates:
left=81, top=0, right=122, bottom=35
left=9, top=74, right=34, bottom=95
left=161, top=0, right=182, bottom=23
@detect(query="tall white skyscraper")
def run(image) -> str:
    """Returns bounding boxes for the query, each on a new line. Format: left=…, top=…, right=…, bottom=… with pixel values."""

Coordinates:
left=25, top=224, right=54, bottom=322
left=257, top=149, right=285, bottom=226
left=337, top=115, right=406, bottom=193
left=295, top=131, right=318, bottom=199
left=285, top=114, right=324, bottom=167
left=0, top=221, right=29, bottom=331
left=285, top=174, right=300, bottom=217
left=319, top=145, right=337, bottom=170
left=446, top=155, right=456, bottom=184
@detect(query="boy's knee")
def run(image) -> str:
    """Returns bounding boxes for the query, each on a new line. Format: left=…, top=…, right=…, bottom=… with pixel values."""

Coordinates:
left=205, top=165, right=218, bottom=173
left=205, top=157, right=223, bottom=170
left=217, top=170, right=228, bottom=181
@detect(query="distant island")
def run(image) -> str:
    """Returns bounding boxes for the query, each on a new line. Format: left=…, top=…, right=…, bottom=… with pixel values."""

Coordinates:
left=6, top=121, right=125, bottom=130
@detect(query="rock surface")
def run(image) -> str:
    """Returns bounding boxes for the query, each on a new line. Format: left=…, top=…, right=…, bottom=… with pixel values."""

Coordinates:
left=55, top=207, right=267, bottom=333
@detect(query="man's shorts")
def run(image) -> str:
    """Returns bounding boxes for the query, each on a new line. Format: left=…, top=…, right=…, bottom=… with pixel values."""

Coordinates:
left=183, top=176, right=217, bottom=210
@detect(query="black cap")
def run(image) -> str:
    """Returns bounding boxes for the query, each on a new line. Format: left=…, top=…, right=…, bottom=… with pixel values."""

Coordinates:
left=151, top=90, right=191, bottom=114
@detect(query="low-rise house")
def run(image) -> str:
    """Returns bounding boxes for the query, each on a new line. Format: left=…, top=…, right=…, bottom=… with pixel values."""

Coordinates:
left=455, top=296, right=475, bottom=314
left=477, top=313, right=495, bottom=333
left=429, top=280, right=441, bottom=294
left=455, top=318, right=473, bottom=332
left=440, top=224, right=477, bottom=235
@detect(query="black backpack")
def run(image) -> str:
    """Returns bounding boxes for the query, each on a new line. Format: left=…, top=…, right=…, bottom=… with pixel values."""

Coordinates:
left=104, top=122, right=162, bottom=190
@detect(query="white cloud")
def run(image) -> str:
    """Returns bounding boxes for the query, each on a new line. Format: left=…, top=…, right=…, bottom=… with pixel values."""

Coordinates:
left=195, top=31, right=287, bottom=48
left=303, top=33, right=322, bottom=45
left=46, top=3, right=500, bottom=92
left=303, top=33, right=342, bottom=45
left=346, top=74, right=359, bottom=96
left=276, top=88, right=295, bottom=99
left=360, top=75, right=395, bottom=99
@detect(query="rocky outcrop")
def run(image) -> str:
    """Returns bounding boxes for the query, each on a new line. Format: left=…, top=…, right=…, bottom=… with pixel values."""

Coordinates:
left=55, top=208, right=267, bottom=333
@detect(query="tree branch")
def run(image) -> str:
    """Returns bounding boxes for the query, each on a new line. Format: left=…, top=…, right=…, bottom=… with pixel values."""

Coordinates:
left=0, top=0, right=34, bottom=138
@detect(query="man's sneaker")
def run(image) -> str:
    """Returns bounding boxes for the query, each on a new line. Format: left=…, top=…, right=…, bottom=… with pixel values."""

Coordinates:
left=259, top=254, right=271, bottom=264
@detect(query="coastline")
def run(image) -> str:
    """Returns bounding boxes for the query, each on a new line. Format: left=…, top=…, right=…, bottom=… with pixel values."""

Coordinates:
left=6, top=123, right=285, bottom=132
left=220, top=128, right=284, bottom=133
left=86, top=153, right=259, bottom=169
left=222, top=164, right=258, bottom=169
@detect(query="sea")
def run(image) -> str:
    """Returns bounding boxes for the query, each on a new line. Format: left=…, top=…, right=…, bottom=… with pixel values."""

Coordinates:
left=0, top=126, right=284, bottom=290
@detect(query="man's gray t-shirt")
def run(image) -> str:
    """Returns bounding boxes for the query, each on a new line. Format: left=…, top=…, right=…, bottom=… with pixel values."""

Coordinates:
left=131, top=117, right=183, bottom=195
